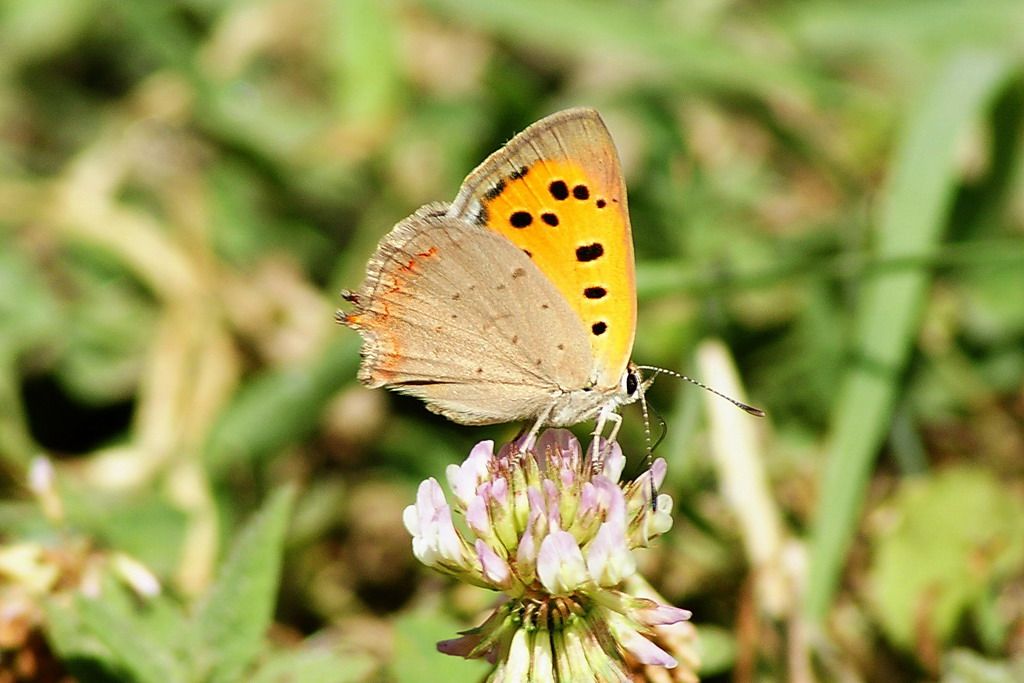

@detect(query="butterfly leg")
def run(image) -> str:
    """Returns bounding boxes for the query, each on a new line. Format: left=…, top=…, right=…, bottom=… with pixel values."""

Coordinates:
left=590, top=405, right=622, bottom=462
left=520, top=404, right=554, bottom=452
left=605, top=410, right=623, bottom=443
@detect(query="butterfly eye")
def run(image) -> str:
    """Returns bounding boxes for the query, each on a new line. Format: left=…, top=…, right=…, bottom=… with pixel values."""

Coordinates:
left=624, top=369, right=639, bottom=396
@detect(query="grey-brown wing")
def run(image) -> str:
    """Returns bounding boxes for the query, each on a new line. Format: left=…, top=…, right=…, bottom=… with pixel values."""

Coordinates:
left=340, top=205, right=593, bottom=425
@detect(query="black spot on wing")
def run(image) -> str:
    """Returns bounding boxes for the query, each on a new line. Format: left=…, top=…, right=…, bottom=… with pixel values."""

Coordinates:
left=510, top=211, right=532, bottom=228
left=484, top=179, right=506, bottom=201
left=576, top=243, right=604, bottom=262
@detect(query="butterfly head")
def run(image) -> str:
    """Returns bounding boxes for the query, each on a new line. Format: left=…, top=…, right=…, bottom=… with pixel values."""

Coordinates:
left=616, top=362, right=646, bottom=407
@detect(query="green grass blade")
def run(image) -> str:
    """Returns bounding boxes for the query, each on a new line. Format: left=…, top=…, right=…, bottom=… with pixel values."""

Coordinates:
left=326, top=0, right=402, bottom=122
left=805, top=52, right=1016, bottom=621
left=194, top=487, right=295, bottom=683
left=55, top=594, right=187, bottom=683
left=422, top=0, right=833, bottom=100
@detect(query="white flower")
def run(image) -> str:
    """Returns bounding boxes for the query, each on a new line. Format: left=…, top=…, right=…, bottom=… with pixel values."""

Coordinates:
left=407, top=429, right=691, bottom=681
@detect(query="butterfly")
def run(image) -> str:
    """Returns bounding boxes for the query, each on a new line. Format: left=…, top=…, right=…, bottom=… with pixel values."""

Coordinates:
left=339, top=108, right=760, bottom=447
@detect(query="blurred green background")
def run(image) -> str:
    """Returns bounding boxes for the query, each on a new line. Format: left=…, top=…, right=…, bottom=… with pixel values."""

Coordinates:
left=2, top=0, right=1023, bottom=681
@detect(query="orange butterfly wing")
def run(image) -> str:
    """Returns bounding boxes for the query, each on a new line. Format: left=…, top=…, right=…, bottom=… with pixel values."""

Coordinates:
left=447, top=108, right=636, bottom=389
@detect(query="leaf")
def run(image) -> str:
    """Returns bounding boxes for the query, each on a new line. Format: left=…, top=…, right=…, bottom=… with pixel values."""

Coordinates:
left=45, top=593, right=187, bottom=683
left=44, top=597, right=121, bottom=682
left=42, top=246, right=158, bottom=404
left=325, top=0, right=402, bottom=122
left=250, top=647, right=377, bottom=683
left=391, top=611, right=489, bottom=683
left=941, top=649, right=1024, bottom=683
left=0, top=245, right=60, bottom=357
left=194, top=486, right=295, bottom=683
left=867, top=468, right=1024, bottom=653
left=805, top=52, right=1017, bottom=621
left=695, top=625, right=737, bottom=677
left=0, top=0, right=98, bottom=67
left=422, top=0, right=830, bottom=101
left=789, top=0, right=1024, bottom=61
left=58, top=486, right=188, bottom=578
left=0, top=246, right=62, bottom=466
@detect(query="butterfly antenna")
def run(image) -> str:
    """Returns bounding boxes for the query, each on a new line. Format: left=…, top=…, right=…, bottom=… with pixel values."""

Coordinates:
left=636, top=365, right=766, bottom=417
left=649, top=401, right=668, bottom=453
left=644, top=404, right=672, bottom=513
left=637, top=376, right=653, bottom=462
left=635, top=369, right=659, bottom=512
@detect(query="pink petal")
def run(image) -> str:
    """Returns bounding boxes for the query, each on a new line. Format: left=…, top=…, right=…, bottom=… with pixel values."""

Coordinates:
left=516, top=526, right=539, bottom=582
left=437, top=633, right=487, bottom=658
left=636, top=603, right=692, bottom=626
left=465, top=494, right=490, bottom=537
left=535, top=429, right=580, bottom=468
left=598, top=478, right=626, bottom=525
left=434, top=509, right=465, bottom=562
left=415, top=478, right=446, bottom=518
left=446, top=440, right=493, bottom=507
left=649, top=458, right=667, bottom=490
left=409, top=479, right=465, bottom=565
left=578, top=482, right=599, bottom=517
left=401, top=504, right=420, bottom=537
left=647, top=494, right=674, bottom=536
left=618, top=628, right=677, bottom=668
left=537, top=530, right=589, bottom=595
left=489, top=475, right=509, bottom=506
left=526, top=487, right=547, bottom=518
left=476, top=540, right=512, bottom=589
left=585, top=521, right=635, bottom=586
left=542, top=480, right=561, bottom=528
left=602, top=441, right=626, bottom=483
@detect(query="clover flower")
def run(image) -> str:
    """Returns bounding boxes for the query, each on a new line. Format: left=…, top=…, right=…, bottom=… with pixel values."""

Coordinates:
left=403, top=429, right=695, bottom=681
